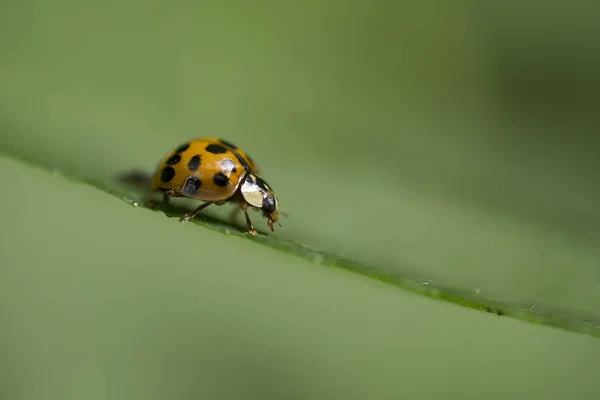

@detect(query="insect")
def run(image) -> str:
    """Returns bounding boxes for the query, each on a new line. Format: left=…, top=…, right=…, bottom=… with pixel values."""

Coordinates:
left=149, top=138, right=281, bottom=235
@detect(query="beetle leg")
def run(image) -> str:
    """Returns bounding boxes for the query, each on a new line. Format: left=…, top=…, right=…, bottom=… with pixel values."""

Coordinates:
left=240, top=202, right=257, bottom=235
left=179, top=201, right=214, bottom=222
left=163, top=190, right=175, bottom=204
left=146, top=189, right=175, bottom=209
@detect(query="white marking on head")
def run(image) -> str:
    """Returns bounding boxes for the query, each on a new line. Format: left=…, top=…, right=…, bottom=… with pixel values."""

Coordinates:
left=240, top=175, right=265, bottom=208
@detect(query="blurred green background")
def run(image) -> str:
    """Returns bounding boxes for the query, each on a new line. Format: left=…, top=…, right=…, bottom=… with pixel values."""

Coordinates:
left=1, top=0, right=600, bottom=398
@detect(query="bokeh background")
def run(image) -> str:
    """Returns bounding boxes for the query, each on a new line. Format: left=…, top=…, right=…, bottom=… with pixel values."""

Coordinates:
left=1, top=0, right=600, bottom=398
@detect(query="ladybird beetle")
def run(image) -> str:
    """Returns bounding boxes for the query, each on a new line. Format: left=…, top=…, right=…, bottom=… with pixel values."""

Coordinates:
left=149, top=138, right=280, bottom=235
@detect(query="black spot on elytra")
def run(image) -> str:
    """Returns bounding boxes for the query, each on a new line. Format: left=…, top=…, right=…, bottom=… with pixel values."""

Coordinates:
left=160, top=167, right=176, bottom=183
left=218, top=138, right=238, bottom=149
left=213, top=172, right=229, bottom=187
left=188, top=155, right=201, bottom=171
left=175, top=143, right=190, bottom=153
left=166, top=154, right=181, bottom=165
left=182, top=176, right=201, bottom=196
left=205, top=143, right=227, bottom=154
left=220, top=158, right=237, bottom=173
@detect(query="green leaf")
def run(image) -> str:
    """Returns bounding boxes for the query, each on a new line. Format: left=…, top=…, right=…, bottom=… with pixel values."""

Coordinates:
left=2, top=146, right=599, bottom=339
left=3, top=150, right=600, bottom=400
